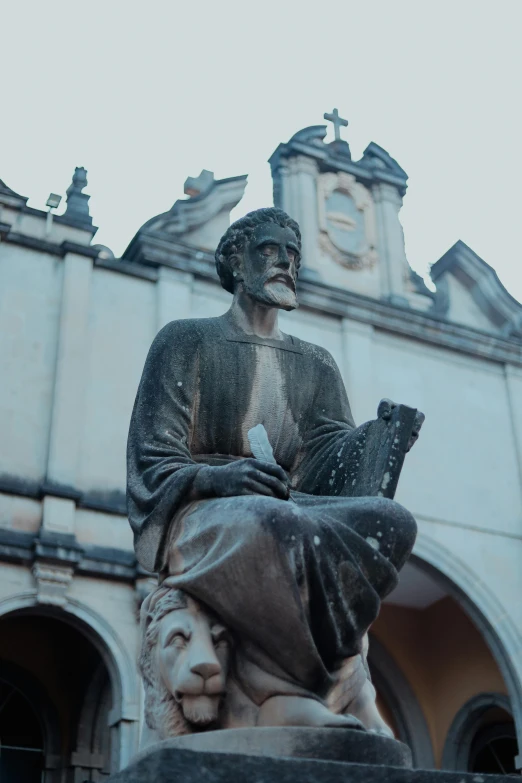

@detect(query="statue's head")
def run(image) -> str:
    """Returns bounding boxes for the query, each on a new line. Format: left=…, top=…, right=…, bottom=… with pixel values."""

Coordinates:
left=139, top=586, right=231, bottom=737
left=215, top=208, right=301, bottom=311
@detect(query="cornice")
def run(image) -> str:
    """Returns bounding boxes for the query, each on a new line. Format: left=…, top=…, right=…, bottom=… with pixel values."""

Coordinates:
left=125, top=234, right=522, bottom=368
left=2, top=232, right=102, bottom=259
left=0, top=526, right=143, bottom=582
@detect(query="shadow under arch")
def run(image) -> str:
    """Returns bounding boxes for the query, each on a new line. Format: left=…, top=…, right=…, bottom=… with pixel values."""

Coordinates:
left=412, top=532, right=522, bottom=767
left=0, top=592, right=140, bottom=770
left=0, top=659, right=62, bottom=783
left=368, top=636, right=435, bottom=769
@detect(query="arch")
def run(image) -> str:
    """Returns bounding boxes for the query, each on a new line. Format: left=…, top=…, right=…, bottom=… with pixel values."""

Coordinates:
left=412, top=532, right=522, bottom=768
left=442, top=692, right=514, bottom=770
left=0, top=592, right=140, bottom=769
left=73, top=662, right=112, bottom=779
left=368, top=636, right=435, bottom=769
left=0, top=660, right=62, bottom=783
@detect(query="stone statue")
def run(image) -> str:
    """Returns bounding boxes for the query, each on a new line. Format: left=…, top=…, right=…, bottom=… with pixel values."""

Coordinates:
left=128, top=207, right=422, bottom=743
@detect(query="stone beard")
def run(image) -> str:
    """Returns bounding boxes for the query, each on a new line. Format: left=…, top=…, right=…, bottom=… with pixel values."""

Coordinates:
left=128, top=207, right=420, bottom=735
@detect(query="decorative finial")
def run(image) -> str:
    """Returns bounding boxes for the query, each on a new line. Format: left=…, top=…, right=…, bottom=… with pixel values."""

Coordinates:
left=323, top=108, right=348, bottom=142
left=184, top=170, right=215, bottom=198
left=64, top=166, right=92, bottom=226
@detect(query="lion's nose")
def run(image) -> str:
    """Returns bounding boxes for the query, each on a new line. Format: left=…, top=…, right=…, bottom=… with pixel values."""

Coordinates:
left=190, top=660, right=221, bottom=679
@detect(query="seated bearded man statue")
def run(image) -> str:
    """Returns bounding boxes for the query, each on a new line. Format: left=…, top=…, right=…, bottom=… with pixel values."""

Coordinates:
left=127, top=207, right=419, bottom=732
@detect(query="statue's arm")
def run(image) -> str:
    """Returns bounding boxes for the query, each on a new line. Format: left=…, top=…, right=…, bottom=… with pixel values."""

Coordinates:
left=290, top=349, right=359, bottom=495
left=291, top=350, right=423, bottom=498
left=127, top=321, right=205, bottom=572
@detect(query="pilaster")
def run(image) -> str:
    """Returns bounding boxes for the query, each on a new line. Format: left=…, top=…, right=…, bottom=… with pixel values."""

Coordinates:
left=372, top=183, right=408, bottom=304
left=46, top=251, right=93, bottom=492
left=156, top=267, right=194, bottom=331
left=291, top=156, right=320, bottom=270
left=504, top=364, right=522, bottom=503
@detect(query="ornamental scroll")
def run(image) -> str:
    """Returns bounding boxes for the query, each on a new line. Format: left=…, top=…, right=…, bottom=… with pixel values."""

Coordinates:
left=318, top=172, right=378, bottom=271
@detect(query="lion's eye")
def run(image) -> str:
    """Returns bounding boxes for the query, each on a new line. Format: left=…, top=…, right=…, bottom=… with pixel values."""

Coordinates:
left=168, top=632, right=189, bottom=649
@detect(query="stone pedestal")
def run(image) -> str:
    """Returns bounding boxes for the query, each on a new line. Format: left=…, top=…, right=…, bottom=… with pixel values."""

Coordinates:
left=108, top=745, right=514, bottom=783
left=138, top=727, right=412, bottom=767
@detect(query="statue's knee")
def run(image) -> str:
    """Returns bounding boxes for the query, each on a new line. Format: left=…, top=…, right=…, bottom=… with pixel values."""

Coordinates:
left=388, top=499, right=417, bottom=546
left=373, top=497, right=417, bottom=567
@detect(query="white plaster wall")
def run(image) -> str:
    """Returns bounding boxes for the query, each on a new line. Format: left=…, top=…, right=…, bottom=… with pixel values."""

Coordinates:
left=0, top=495, right=41, bottom=534
left=191, top=279, right=230, bottom=318
left=372, top=331, right=522, bottom=536
left=315, top=253, right=382, bottom=299
left=68, top=575, right=140, bottom=661
left=445, top=274, right=498, bottom=333
left=77, top=269, right=156, bottom=494
left=75, top=509, right=134, bottom=551
left=0, top=245, right=62, bottom=480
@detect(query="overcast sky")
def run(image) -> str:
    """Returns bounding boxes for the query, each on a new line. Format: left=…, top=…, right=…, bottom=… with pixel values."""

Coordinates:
left=2, top=1, right=521, bottom=300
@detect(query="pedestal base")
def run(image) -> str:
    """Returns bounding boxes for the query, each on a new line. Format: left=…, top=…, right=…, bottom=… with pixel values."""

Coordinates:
left=108, top=744, right=515, bottom=783
left=139, top=727, right=411, bottom=767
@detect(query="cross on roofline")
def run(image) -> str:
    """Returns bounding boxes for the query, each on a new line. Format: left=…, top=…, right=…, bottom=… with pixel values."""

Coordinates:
left=323, top=108, right=348, bottom=141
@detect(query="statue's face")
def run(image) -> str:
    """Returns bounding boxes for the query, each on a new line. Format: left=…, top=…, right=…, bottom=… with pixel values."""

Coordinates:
left=155, top=596, right=230, bottom=728
left=239, top=222, right=300, bottom=311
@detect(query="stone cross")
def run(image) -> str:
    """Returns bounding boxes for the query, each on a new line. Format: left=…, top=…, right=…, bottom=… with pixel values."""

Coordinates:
left=324, top=108, right=348, bottom=141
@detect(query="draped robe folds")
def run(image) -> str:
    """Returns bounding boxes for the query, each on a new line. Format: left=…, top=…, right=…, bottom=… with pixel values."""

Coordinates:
left=127, top=315, right=417, bottom=699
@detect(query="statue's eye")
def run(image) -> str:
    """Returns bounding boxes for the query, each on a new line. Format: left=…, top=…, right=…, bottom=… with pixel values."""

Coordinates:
left=287, top=249, right=297, bottom=262
left=260, top=244, right=278, bottom=256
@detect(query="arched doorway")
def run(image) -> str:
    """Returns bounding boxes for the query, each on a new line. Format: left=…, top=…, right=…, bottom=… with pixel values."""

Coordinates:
left=443, top=693, right=518, bottom=775
left=368, top=557, right=521, bottom=772
left=0, top=609, right=116, bottom=781
left=0, top=677, right=44, bottom=782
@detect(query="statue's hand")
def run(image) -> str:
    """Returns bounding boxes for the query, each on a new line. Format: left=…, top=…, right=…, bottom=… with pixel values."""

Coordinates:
left=377, top=398, right=425, bottom=452
left=192, top=459, right=290, bottom=501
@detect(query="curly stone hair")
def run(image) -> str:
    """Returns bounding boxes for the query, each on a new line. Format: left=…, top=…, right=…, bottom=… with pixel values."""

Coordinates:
left=215, top=207, right=302, bottom=294
left=139, top=587, right=188, bottom=687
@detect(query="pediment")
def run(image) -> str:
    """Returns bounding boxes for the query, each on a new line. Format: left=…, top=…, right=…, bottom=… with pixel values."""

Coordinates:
left=136, top=172, right=248, bottom=252
left=431, top=241, right=522, bottom=337
left=359, top=143, right=408, bottom=179
left=0, top=177, right=28, bottom=208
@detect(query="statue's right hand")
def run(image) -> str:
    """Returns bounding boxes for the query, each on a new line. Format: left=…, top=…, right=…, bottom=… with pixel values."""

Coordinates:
left=191, top=459, right=290, bottom=500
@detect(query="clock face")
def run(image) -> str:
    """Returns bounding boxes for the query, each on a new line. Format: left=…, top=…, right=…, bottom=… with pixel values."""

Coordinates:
left=325, top=190, right=366, bottom=255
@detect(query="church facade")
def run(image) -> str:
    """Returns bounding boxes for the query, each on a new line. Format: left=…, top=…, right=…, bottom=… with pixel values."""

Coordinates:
left=1, top=113, right=521, bottom=780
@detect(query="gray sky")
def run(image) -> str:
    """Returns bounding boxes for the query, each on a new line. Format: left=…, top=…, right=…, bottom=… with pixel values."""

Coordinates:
left=3, top=0, right=522, bottom=299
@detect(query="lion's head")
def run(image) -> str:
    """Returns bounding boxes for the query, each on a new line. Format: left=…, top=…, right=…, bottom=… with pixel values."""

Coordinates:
left=139, top=584, right=231, bottom=738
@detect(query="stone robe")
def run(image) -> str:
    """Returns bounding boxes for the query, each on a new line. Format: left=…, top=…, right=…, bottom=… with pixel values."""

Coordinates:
left=127, top=315, right=416, bottom=698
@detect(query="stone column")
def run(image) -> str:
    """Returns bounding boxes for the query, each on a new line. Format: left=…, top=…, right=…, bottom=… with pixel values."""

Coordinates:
left=291, top=155, right=319, bottom=271
left=341, top=318, right=375, bottom=424
left=275, top=155, right=319, bottom=273
left=156, top=267, right=194, bottom=332
left=44, top=251, right=93, bottom=535
left=372, top=183, right=408, bottom=305
left=504, top=364, right=522, bottom=493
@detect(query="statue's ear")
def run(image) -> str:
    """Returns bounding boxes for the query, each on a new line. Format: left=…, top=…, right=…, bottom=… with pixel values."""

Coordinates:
left=229, top=253, right=244, bottom=285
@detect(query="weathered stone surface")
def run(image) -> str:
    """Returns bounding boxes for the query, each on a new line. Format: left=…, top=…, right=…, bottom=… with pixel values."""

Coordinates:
left=129, top=207, right=423, bottom=744
left=108, top=746, right=512, bottom=783
left=136, top=727, right=412, bottom=766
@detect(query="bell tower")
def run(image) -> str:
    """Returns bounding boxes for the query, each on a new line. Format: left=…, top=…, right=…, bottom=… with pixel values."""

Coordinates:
left=269, top=111, right=430, bottom=308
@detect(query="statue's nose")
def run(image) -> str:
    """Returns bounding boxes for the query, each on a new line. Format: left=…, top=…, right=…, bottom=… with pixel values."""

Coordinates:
left=278, top=251, right=291, bottom=268
left=190, top=659, right=221, bottom=679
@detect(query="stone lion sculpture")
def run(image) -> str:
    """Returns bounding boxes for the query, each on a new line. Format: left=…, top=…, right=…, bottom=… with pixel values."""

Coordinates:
left=139, top=581, right=392, bottom=740
left=139, top=580, right=231, bottom=741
